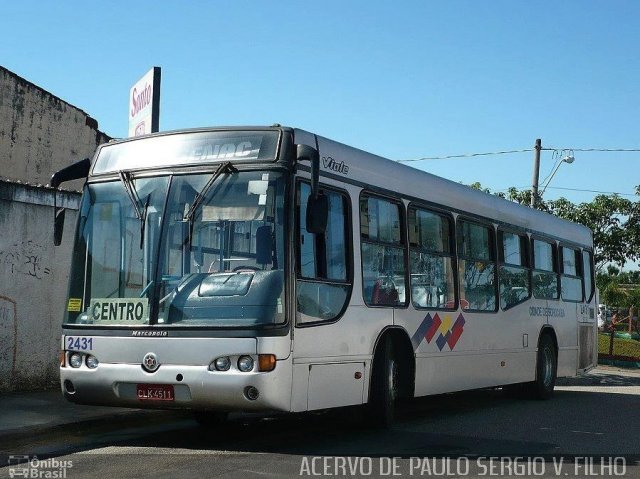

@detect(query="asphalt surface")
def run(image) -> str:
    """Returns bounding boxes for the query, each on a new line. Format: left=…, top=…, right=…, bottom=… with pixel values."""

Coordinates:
left=0, top=366, right=638, bottom=478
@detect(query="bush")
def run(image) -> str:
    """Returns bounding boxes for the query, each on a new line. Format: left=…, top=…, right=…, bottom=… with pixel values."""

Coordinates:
left=598, top=333, right=640, bottom=359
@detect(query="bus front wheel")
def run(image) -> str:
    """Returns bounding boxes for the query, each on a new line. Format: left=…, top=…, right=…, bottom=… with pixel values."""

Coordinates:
left=367, top=336, right=398, bottom=428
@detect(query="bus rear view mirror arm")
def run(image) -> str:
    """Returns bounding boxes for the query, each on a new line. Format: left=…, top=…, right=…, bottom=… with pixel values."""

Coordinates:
left=296, top=144, right=320, bottom=199
left=50, top=158, right=91, bottom=246
left=296, top=144, right=328, bottom=234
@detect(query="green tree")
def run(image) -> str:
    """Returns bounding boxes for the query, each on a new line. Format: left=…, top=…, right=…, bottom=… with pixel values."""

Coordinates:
left=469, top=183, right=640, bottom=271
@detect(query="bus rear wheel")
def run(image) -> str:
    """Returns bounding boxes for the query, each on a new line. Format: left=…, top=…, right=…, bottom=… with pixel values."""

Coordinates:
left=367, top=336, right=398, bottom=428
left=528, top=334, right=557, bottom=399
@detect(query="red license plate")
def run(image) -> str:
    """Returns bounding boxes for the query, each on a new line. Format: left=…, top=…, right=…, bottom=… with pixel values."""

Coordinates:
left=136, top=384, right=174, bottom=401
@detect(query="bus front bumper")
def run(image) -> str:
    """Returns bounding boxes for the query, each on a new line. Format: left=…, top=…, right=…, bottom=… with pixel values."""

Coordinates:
left=60, top=359, right=292, bottom=413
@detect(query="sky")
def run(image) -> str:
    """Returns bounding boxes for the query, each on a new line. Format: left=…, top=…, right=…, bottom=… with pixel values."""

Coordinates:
left=2, top=1, right=639, bottom=205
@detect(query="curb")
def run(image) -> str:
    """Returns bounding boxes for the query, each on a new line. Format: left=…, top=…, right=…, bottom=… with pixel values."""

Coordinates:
left=598, top=358, right=640, bottom=369
left=0, top=409, right=176, bottom=446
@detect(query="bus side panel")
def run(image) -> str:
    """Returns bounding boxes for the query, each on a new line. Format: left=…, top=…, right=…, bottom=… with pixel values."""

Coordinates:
left=291, top=306, right=387, bottom=412
left=395, top=299, right=545, bottom=396
left=548, top=301, right=579, bottom=377
left=577, top=298, right=598, bottom=372
left=414, top=350, right=537, bottom=396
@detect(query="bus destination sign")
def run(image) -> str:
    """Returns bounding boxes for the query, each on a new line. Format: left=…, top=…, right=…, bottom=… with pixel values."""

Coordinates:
left=89, top=298, right=149, bottom=325
left=92, top=131, right=279, bottom=174
left=189, top=136, right=262, bottom=162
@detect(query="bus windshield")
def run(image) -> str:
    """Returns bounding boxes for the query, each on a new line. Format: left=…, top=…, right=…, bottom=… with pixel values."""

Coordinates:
left=65, top=170, right=287, bottom=328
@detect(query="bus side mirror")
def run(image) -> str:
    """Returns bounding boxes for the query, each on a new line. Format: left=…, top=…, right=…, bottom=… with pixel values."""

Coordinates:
left=50, top=158, right=91, bottom=247
left=54, top=208, right=66, bottom=246
left=306, top=194, right=328, bottom=235
left=296, top=144, right=327, bottom=235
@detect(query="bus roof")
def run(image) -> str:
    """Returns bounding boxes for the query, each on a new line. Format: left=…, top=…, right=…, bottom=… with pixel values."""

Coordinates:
left=294, top=128, right=593, bottom=248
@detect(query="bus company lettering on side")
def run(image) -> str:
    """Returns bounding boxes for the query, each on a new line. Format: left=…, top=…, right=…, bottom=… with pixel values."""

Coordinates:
left=322, top=156, right=349, bottom=175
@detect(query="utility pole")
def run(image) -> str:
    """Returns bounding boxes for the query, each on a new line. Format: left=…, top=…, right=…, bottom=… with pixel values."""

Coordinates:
left=530, top=138, right=542, bottom=208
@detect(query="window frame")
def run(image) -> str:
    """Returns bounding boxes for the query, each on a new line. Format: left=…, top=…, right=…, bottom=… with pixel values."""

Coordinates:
left=407, top=203, right=458, bottom=311
left=582, top=249, right=595, bottom=303
left=456, top=217, right=498, bottom=313
left=359, top=191, right=409, bottom=309
left=294, top=178, right=353, bottom=327
left=497, top=228, right=531, bottom=311
left=559, top=244, right=584, bottom=303
left=530, top=236, right=560, bottom=300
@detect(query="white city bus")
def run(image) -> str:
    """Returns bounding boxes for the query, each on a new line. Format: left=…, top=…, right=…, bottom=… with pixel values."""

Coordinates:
left=52, top=126, right=597, bottom=427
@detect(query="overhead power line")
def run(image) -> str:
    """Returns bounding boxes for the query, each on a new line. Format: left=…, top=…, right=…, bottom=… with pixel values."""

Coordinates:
left=397, top=149, right=532, bottom=162
left=538, top=186, right=638, bottom=197
left=398, top=146, right=640, bottom=163
left=497, top=185, right=638, bottom=198
left=544, top=147, right=640, bottom=153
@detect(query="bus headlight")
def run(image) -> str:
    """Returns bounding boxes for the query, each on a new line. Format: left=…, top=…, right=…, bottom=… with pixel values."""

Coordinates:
left=69, top=353, right=83, bottom=368
left=238, top=355, right=254, bottom=372
left=86, top=355, right=99, bottom=369
left=211, top=356, right=231, bottom=371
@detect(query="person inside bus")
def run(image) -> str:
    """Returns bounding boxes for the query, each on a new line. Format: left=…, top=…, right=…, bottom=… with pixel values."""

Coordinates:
left=371, top=277, right=399, bottom=306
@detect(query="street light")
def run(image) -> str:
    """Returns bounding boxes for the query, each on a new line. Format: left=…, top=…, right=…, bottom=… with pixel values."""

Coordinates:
left=539, top=153, right=575, bottom=198
left=531, top=140, right=576, bottom=208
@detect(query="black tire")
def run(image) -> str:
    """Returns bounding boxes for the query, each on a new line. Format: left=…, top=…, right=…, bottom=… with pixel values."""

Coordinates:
left=368, top=336, right=398, bottom=428
left=193, top=411, right=228, bottom=428
left=528, top=334, right=557, bottom=399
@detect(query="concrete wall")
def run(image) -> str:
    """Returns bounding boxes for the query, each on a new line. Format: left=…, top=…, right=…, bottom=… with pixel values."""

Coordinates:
left=0, top=66, right=109, bottom=391
left=0, top=181, right=80, bottom=391
left=0, top=66, right=110, bottom=190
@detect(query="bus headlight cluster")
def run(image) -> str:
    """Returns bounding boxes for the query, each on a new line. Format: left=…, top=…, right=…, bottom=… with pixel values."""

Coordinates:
left=237, top=355, right=254, bottom=372
left=69, top=353, right=83, bottom=368
left=68, top=352, right=99, bottom=369
left=209, top=354, right=275, bottom=372
left=86, top=355, right=99, bottom=369
left=212, top=356, right=231, bottom=371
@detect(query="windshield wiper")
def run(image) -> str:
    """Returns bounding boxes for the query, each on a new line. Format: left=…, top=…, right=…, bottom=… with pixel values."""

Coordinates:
left=139, top=194, right=150, bottom=248
left=118, top=171, right=149, bottom=248
left=183, top=161, right=234, bottom=223
left=118, top=171, right=143, bottom=218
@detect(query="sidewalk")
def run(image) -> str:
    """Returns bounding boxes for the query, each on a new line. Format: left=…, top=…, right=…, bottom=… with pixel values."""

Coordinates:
left=0, top=389, right=153, bottom=439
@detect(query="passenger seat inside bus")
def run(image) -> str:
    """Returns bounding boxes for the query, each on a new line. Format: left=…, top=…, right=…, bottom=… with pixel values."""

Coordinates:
left=371, top=278, right=399, bottom=306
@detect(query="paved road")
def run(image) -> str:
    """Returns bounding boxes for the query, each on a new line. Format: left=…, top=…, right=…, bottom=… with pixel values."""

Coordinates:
left=1, top=366, right=639, bottom=478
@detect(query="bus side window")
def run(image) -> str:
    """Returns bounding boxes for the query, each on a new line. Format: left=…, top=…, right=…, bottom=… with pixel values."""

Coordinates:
left=457, top=219, right=497, bottom=312
left=498, top=230, right=531, bottom=310
left=360, top=194, right=406, bottom=307
left=296, top=182, right=351, bottom=323
left=532, top=239, right=559, bottom=299
left=408, top=206, right=456, bottom=309
left=560, top=246, right=583, bottom=302
left=582, top=250, right=594, bottom=302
